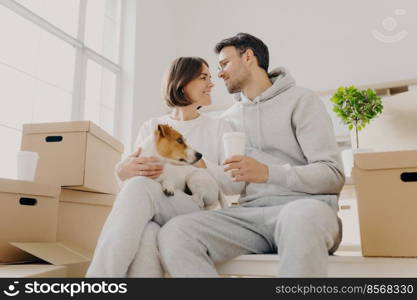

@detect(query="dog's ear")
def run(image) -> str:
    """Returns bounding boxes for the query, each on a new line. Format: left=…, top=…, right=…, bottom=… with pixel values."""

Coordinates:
left=157, top=124, right=168, bottom=137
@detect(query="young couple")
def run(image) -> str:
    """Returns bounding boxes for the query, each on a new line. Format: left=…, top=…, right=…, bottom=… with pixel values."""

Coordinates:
left=87, top=33, right=345, bottom=278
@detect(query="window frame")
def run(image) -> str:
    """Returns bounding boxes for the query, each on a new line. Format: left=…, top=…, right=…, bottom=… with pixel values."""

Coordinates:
left=0, top=0, right=122, bottom=135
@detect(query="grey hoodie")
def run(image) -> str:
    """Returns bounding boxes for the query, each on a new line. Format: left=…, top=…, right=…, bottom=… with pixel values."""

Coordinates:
left=206, top=67, right=345, bottom=212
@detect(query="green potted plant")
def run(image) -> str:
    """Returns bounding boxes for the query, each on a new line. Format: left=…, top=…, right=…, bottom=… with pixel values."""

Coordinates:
left=330, top=86, right=383, bottom=149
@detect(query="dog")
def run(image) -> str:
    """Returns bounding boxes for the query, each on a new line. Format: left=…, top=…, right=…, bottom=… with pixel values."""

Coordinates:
left=139, top=124, right=225, bottom=209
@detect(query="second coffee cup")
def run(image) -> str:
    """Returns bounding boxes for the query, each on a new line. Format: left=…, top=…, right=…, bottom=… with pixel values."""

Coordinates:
left=223, top=132, right=246, bottom=159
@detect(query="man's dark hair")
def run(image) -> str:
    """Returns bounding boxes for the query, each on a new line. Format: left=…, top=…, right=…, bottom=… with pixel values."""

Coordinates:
left=214, top=33, right=269, bottom=73
left=162, top=57, right=209, bottom=107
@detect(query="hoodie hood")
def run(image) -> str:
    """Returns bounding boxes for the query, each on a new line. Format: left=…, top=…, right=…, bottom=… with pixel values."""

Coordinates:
left=233, top=67, right=296, bottom=103
left=233, top=67, right=296, bottom=151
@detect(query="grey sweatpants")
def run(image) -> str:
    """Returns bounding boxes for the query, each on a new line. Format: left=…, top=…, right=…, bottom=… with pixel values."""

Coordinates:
left=86, top=176, right=201, bottom=277
left=158, top=198, right=342, bottom=277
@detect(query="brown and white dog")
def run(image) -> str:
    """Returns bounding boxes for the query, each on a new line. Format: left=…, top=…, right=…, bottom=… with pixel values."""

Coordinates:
left=139, top=124, right=224, bottom=209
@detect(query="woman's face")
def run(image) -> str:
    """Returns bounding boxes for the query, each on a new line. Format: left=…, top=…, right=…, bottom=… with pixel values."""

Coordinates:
left=183, top=64, right=214, bottom=107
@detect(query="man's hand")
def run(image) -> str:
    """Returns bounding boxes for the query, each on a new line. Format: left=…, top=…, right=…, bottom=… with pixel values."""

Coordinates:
left=117, top=148, right=164, bottom=181
left=223, top=155, right=269, bottom=183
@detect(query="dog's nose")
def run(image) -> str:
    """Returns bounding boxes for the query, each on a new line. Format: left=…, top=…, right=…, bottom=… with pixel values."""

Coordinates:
left=195, top=152, right=202, bottom=160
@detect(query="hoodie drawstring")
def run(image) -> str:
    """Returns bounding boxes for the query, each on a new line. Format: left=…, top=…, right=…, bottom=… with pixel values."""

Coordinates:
left=256, top=101, right=262, bottom=150
left=241, top=99, right=262, bottom=151
left=241, top=103, right=246, bottom=137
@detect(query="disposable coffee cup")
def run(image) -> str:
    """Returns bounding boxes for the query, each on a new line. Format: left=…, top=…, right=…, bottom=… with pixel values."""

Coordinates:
left=223, top=132, right=246, bottom=159
left=17, top=151, right=39, bottom=181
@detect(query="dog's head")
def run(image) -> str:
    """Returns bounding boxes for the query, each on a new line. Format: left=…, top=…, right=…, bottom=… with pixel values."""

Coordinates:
left=154, top=124, right=202, bottom=165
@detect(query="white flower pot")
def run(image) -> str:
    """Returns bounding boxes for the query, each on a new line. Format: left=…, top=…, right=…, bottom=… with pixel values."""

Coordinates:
left=341, top=148, right=373, bottom=184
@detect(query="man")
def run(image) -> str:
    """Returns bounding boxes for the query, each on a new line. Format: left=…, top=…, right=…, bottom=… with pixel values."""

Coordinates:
left=158, top=33, right=345, bottom=277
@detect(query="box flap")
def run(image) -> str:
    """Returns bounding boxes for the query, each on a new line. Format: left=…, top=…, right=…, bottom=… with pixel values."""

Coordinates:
left=60, top=188, right=115, bottom=206
left=354, top=149, right=417, bottom=170
left=88, top=121, right=124, bottom=153
left=10, top=242, right=91, bottom=266
left=0, top=178, right=60, bottom=197
left=0, top=264, right=66, bottom=278
left=22, top=121, right=91, bottom=134
left=22, top=121, right=124, bottom=153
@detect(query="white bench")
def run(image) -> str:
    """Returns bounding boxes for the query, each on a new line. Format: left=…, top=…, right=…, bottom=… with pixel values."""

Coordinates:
left=216, top=244, right=417, bottom=277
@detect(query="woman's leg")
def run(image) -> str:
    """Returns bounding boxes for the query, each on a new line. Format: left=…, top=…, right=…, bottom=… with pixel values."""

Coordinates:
left=127, top=221, right=163, bottom=278
left=86, top=176, right=199, bottom=277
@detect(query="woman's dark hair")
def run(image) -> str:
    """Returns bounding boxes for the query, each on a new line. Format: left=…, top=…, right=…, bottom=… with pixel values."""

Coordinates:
left=162, top=57, right=209, bottom=107
left=214, top=33, right=269, bottom=73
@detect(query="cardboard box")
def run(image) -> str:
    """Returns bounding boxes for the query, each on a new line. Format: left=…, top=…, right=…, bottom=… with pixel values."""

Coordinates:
left=0, top=264, right=67, bottom=278
left=6, top=189, right=116, bottom=277
left=0, top=179, right=60, bottom=263
left=57, top=189, right=115, bottom=253
left=10, top=242, right=91, bottom=277
left=21, top=121, right=124, bottom=195
left=353, top=149, right=417, bottom=257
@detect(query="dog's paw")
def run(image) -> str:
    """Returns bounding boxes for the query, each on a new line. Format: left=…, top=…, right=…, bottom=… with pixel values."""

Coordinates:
left=162, top=180, right=175, bottom=197
left=163, top=188, right=174, bottom=196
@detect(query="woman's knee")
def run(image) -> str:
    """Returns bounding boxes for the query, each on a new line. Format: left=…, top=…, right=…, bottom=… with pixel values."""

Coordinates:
left=123, top=176, right=160, bottom=193
left=113, top=176, right=162, bottom=214
left=141, top=222, right=161, bottom=247
left=117, top=176, right=162, bottom=205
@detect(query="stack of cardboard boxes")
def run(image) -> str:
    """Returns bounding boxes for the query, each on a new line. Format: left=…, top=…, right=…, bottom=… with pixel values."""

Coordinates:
left=0, top=121, right=123, bottom=277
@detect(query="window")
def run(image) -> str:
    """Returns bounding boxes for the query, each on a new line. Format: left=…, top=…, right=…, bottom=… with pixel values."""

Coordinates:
left=15, top=0, right=80, bottom=37
left=85, top=0, right=121, bottom=62
left=0, top=0, right=122, bottom=179
left=84, top=59, right=117, bottom=134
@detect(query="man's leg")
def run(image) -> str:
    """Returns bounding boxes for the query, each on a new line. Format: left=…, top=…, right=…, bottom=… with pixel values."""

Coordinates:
left=272, top=199, right=341, bottom=277
left=158, top=206, right=274, bottom=277
left=87, top=176, right=200, bottom=277
left=127, top=221, right=163, bottom=278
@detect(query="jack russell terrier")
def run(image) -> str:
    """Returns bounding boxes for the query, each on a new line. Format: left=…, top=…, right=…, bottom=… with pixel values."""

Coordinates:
left=139, top=124, right=225, bottom=209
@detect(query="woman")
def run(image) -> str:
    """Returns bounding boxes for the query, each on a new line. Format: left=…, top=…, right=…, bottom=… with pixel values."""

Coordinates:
left=86, top=57, right=244, bottom=277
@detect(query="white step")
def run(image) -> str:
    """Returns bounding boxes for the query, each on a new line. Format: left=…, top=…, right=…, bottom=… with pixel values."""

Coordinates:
left=216, top=244, right=417, bottom=277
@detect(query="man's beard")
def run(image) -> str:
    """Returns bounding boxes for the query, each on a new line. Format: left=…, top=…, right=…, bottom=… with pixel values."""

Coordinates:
left=226, top=78, right=245, bottom=94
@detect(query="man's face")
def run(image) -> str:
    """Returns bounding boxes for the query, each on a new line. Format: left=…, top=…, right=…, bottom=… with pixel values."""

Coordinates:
left=217, top=46, right=250, bottom=94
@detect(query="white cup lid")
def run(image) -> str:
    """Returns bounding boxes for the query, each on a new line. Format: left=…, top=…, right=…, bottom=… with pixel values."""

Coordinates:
left=17, top=151, right=39, bottom=157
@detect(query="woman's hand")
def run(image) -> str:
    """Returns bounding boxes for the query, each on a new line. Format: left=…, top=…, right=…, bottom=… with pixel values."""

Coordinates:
left=117, top=148, right=164, bottom=181
left=193, top=158, right=207, bottom=168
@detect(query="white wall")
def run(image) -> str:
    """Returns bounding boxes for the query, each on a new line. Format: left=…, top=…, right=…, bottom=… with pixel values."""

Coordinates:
left=174, top=0, right=417, bottom=107
left=129, top=0, right=417, bottom=150
left=128, top=0, right=179, bottom=152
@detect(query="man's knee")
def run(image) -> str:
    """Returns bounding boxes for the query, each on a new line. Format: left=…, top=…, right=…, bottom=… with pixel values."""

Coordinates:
left=276, top=199, right=338, bottom=234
